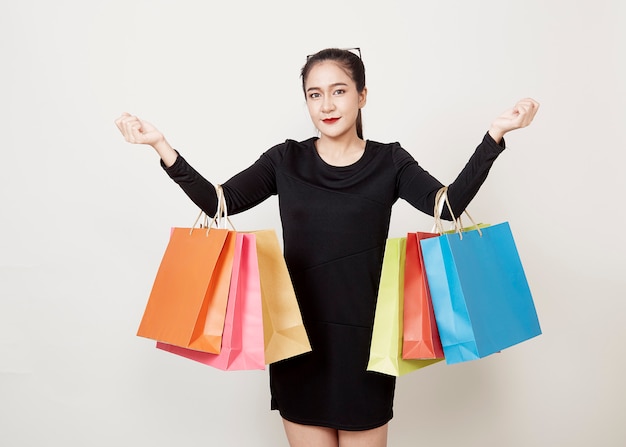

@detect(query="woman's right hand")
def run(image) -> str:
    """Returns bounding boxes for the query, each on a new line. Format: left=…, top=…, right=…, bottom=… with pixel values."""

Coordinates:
left=114, top=113, right=178, bottom=167
left=115, top=113, right=165, bottom=146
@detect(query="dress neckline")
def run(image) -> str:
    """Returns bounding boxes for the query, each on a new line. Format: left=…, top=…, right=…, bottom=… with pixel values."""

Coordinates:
left=310, top=138, right=371, bottom=170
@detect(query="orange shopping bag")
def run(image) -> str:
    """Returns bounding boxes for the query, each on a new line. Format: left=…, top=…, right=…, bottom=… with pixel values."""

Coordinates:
left=157, top=232, right=265, bottom=370
left=137, top=212, right=236, bottom=354
left=252, top=229, right=312, bottom=364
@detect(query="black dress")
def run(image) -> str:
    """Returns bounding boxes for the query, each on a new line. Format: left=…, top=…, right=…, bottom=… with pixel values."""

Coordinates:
left=163, top=133, right=505, bottom=430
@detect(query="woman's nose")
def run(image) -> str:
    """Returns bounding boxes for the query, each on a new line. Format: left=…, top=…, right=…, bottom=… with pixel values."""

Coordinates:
left=321, top=96, right=335, bottom=113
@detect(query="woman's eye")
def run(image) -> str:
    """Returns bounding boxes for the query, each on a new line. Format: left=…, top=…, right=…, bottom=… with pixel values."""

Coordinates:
left=309, top=92, right=321, bottom=99
left=333, top=89, right=345, bottom=95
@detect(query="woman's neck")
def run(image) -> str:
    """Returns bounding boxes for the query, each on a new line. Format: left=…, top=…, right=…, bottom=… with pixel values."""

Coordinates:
left=315, top=135, right=366, bottom=167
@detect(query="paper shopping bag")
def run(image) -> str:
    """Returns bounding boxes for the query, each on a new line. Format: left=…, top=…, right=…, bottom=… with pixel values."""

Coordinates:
left=367, top=237, right=442, bottom=376
left=157, top=232, right=265, bottom=370
left=402, top=232, right=444, bottom=360
left=420, top=222, right=542, bottom=365
left=137, top=226, right=236, bottom=354
left=251, top=229, right=312, bottom=364
left=400, top=222, right=489, bottom=360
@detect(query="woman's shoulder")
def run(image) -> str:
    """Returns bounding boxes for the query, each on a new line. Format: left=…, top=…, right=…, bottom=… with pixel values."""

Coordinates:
left=365, top=139, right=418, bottom=171
left=256, top=137, right=316, bottom=166
left=266, top=137, right=316, bottom=153
left=366, top=139, right=412, bottom=158
left=366, top=139, right=403, bottom=150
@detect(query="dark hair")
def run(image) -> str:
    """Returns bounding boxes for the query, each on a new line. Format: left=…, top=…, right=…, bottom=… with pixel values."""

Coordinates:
left=301, top=48, right=366, bottom=139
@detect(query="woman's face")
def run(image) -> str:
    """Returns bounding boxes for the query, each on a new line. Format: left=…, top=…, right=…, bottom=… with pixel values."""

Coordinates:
left=304, top=61, right=367, bottom=140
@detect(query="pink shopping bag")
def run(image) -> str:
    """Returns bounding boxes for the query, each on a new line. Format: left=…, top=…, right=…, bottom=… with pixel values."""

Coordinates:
left=157, top=232, right=265, bottom=370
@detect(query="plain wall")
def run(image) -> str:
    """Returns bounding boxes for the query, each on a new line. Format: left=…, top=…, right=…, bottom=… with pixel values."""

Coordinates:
left=1, top=1, right=625, bottom=445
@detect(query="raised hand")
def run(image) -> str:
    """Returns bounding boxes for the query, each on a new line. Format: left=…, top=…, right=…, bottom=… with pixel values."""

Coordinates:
left=114, top=113, right=178, bottom=166
left=489, top=98, right=540, bottom=143
left=115, top=113, right=165, bottom=146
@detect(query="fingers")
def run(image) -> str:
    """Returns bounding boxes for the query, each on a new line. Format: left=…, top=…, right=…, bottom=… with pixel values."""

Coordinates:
left=519, top=97, right=540, bottom=108
left=511, top=98, right=539, bottom=128
left=115, top=113, right=146, bottom=144
left=489, top=97, right=540, bottom=137
left=114, top=112, right=131, bottom=131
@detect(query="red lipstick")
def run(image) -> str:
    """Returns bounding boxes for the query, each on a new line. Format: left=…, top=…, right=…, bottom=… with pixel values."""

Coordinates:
left=323, top=118, right=340, bottom=124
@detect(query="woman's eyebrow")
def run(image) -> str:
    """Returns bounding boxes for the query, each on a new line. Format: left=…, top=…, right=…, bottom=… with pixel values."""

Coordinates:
left=306, top=82, right=349, bottom=93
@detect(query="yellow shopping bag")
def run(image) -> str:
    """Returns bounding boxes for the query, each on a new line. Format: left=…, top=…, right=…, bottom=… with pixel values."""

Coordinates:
left=367, top=237, right=442, bottom=376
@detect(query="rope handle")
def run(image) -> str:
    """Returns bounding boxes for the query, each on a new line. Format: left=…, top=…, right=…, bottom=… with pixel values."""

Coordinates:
left=189, top=184, right=236, bottom=236
left=431, top=186, right=482, bottom=240
left=214, top=184, right=236, bottom=230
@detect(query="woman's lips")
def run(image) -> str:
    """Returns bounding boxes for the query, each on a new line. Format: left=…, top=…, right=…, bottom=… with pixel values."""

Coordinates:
left=322, top=118, right=340, bottom=124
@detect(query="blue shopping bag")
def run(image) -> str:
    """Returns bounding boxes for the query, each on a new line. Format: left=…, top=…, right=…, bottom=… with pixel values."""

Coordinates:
left=420, top=221, right=541, bottom=365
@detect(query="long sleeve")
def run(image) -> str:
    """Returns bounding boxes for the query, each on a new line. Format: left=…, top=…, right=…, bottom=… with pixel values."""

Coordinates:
left=162, top=145, right=280, bottom=216
left=162, top=133, right=504, bottom=222
left=161, top=153, right=218, bottom=215
left=397, top=132, right=505, bottom=219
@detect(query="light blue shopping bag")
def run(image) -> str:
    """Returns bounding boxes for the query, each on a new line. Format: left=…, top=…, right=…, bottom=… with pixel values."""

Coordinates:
left=420, top=222, right=541, bottom=365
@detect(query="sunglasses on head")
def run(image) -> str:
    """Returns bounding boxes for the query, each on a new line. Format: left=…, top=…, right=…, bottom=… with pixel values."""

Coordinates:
left=306, top=47, right=361, bottom=61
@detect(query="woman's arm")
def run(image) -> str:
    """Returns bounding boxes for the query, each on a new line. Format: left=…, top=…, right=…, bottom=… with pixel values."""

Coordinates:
left=162, top=151, right=278, bottom=217
left=398, top=98, right=539, bottom=219
left=115, top=113, right=278, bottom=216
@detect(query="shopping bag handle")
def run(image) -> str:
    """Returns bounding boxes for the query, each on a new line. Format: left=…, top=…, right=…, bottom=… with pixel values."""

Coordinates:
left=189, top=184, right=236, bottom=236
left=190, top=210, right=216, bottom=236
left=214, top=184, right=236, bottom=230
left=432, top=187, right=482, bottom=240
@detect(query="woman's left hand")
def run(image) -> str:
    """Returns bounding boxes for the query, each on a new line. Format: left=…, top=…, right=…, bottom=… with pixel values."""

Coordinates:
left=489, top=98, right=540, bottom=143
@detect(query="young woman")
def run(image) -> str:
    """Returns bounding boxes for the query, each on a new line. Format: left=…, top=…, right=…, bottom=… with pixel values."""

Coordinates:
left=116, top=48, right=539, bottom=447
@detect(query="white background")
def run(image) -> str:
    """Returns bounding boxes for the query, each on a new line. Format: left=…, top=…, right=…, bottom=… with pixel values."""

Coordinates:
left=1, top=1, right=625, bottom=446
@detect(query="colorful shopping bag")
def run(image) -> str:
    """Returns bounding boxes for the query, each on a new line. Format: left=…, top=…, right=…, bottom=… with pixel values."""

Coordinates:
left=136, top=225, right=235, bottom=353
left=214, top=185, right=311, bottom=364
left=156, top=232, right=265, bottom=370
left=137, top=185, right=237, bottom=353
left=420, top=189, right=541, bottom=365
left=402, top=231, right=444, bottom=360
left=251, top=229, right=312, bottom=364
left=367, top=237, right=442, bottom=376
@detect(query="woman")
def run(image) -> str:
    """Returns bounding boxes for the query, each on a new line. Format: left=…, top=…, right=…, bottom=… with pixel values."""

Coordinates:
left=116, top=48, right=538, bottom=447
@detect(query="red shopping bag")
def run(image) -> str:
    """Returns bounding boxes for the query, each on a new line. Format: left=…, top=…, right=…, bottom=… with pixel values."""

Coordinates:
left=157, top=232, right=265, bottom=370
left=402, top=232, right=444, bottom=360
